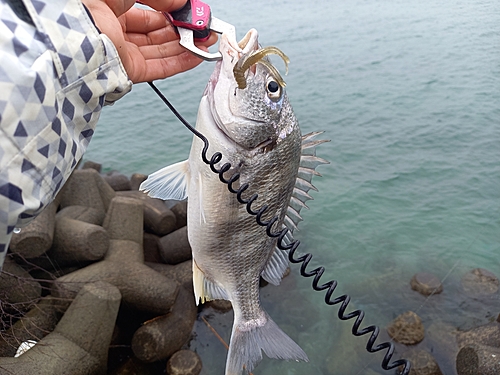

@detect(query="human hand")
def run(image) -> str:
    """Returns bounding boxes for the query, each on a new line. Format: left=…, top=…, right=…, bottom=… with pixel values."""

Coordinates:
left=81, top=0, right=218, bottom=83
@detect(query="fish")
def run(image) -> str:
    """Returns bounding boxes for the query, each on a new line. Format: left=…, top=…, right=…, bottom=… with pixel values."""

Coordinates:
left=140, top=29, right=328, bottom=375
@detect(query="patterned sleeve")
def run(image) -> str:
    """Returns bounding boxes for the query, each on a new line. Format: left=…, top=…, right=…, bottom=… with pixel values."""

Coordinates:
left=0, top=0, right=133, bottom=269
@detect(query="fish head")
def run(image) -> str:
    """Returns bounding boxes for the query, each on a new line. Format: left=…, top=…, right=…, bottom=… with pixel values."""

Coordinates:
left=205, top=29, right=294, bottom=150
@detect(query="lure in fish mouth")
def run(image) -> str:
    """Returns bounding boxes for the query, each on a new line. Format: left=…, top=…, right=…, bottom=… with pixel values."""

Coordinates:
left=206, top=30, right=294, bottom=150
left=141, top=28, right=329, bottom=375
left=233, top=46, right=290, bottom=90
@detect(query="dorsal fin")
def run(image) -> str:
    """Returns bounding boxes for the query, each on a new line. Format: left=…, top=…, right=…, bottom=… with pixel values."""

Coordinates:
left=262, top=132, right=329, bottom=286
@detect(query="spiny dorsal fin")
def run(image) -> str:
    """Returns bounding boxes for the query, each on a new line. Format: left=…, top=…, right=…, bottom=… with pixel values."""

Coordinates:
left=281, top=132, right=329, bottom=238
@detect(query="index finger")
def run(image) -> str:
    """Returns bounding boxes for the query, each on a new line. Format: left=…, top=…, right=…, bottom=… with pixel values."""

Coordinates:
left=138, top=0, right=187, bottom=12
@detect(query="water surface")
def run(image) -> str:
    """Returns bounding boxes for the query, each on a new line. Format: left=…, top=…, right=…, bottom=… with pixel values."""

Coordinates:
left=86, top=1, right=500, bottom=373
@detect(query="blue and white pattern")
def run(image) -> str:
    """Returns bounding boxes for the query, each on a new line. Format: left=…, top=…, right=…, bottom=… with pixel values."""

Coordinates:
left=0, top=0, right=132, bottom=268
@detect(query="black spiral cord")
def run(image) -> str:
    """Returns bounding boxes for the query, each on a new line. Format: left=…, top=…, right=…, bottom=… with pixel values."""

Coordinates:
left=147, top=81, right=411, bottom=375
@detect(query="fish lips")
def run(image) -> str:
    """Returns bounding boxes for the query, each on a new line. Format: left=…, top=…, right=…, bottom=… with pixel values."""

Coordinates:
left=206, top=29, right=272, bottom=150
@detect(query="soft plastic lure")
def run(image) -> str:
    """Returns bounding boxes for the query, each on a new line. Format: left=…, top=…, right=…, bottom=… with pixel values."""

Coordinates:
left=233, top=46, right=290, bottom=89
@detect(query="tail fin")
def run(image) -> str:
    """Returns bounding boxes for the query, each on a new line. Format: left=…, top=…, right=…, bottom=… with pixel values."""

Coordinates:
left=226, top=311, right=308, bottom=375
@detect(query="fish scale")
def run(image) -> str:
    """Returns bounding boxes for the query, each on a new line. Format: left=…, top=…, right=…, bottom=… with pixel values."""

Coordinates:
left=141, top=29, right=328, bottom=375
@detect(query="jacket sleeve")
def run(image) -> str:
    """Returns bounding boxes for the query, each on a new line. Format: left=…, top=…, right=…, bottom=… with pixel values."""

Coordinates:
left=0, top=0, right=133, bottom=269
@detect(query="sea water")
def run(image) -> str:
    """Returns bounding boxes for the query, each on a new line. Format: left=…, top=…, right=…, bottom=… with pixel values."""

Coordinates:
left=85, top=0, right=500, bottom=373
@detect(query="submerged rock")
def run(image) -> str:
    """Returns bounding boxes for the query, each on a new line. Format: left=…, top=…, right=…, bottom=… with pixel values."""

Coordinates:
left=461, top=268, right=499, bottom=296
left=410, top=272, right=443, bottom=296
left=387, top=311, right=425, bottom=345
left=399, top=349, right=443, bottom=375
left=166, top=350, right=202, bottom=375
left=456, top=344, right=500, bottom=375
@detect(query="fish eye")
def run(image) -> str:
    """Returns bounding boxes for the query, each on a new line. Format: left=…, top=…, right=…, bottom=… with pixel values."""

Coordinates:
left=266, top=77, right=282, bottom=102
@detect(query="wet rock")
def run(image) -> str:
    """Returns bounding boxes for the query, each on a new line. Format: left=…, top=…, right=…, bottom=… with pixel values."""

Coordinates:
left=170, top=201, right=187, bottom=229
left=117, top=191, right=177, bottom=236
left=8, top=202, right=57, bottom=259
left=461, top=268, right=499, bottom=296
left=49, top=216, right=109, bottom=266
left=143, top=232, right=163, bottom=263
left=456, top=344, right=500, bottom=375
left=456, top=321, right=500, bottom=348
left=398, top=349, right=443, bottom=375
left=82, top=160, right=102, bottom=173
left=166, top=350, right=202, bottom=375
left=0, top=281, right=121, bottom=375
left=130, top=173, right=148, bottom=191
left=0, top=258, right=41, bottom=314
left=205, top=299, right=232, bottom=313
left=410, top=272, right=443, bottom=296
left=104, top=171, right=132, bottom=191
left=58, top=168, right=115, bottom=214
left=131, top=286, right=197, bottom=362
left=159, top=226, right=192, bottom=265
left=0, top=296, right=64, bottom=357
left=387, top=311, right=425, bottom=345
left=56, top=205, right=106, bottom=226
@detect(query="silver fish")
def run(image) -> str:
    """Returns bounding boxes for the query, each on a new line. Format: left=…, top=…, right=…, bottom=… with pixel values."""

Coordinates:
left=141, top=29, right=328, bottom=375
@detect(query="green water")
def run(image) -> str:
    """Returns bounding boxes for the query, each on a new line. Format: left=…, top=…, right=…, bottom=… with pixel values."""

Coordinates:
left=86, top=0, right=500, bottom=373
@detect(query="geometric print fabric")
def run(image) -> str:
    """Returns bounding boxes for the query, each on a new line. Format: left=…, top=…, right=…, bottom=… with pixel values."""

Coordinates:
left=0, top=0, right=132, bottom=269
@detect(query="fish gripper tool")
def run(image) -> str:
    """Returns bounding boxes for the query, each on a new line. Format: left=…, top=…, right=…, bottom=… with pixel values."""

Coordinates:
left=147, top=81, right=412, bottom=375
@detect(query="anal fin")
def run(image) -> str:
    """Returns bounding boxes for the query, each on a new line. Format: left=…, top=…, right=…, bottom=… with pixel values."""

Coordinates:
left=192, top=260, right=229, bottom=305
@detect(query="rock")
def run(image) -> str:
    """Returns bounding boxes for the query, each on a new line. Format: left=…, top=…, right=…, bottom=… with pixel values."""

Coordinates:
left=103, top=196, right=144, bottom=244
left=58, top=168, right=115, bottom=214
left=82, top=160, right=102, bottom=173
left=461, top=268, right=499, bottom=295
left=143, top=232, right=163, bottom=263
left=55, top=193, right=178, bottom=314
left=8, top=202, right=57, bottom=259
left=205, top=299, right=232, bottom=313
left=0, top=281, right=121, bottom=375
left=166, top=350, right=202, bottom=375
left=130, top=173, right=148, bottom=191
left=117, top=191, right=177, bottom=236
left=456, top=321, right=500, bottom=348
left=387, top=311, right=425, bottom=345
left=170, top=201, right=187, bottom=229
left=0, top=258, right=41, bottom=314
left=0, top=296, right=64, bottom=357
left=131, top=286, right=197, bottom=362
left=410, top=272, right=443, bottom=296
left=54, top=240, right=179, bottom=315
left=56, top=205, right=106, bottom=226
left=456, top=344, right=500, bottom=375
left=104, top=172, right=131, bottom=191
left=109, top=357, right=157, bottom=375
left=49, top=216, right=109, bottom=266
left=159, top=226, right=192, bottom=265
left=398, top=349, right=443, bottom=375
left=145, top=260, right=193, bottom=292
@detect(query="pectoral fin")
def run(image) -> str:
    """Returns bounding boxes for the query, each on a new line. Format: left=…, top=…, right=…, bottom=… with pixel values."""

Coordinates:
left=140, top=160, right=190, bottom=201
left=192, top=260, right=229, bottom=304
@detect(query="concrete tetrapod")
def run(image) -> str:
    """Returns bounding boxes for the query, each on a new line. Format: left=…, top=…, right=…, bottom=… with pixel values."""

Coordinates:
left=54, top=196, right=179, bottom=315
left=0, top=281, right=121, bottom=375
